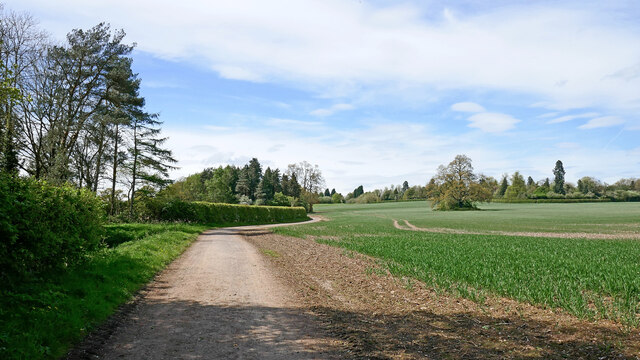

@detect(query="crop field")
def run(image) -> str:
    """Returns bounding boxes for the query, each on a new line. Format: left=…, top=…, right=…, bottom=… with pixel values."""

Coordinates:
left=274, top=201, right=640, bottom=326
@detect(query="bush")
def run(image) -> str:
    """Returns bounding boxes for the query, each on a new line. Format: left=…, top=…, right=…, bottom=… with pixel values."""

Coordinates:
left=0, top=176, right=104, bottom=278
left=140, top=198, right=308, bottom=224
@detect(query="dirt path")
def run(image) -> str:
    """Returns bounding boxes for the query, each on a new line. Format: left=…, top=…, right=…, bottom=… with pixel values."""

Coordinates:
left=71, top=218, right=344, bottom=359
left=394, top=219, right=640, bottom=239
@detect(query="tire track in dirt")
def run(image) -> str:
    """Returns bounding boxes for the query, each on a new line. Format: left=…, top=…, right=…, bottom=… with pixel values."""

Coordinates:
left=394, top=219, right=640, bottom=240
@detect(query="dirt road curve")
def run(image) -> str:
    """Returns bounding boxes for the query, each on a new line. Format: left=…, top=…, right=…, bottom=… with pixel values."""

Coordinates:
left=77, top=218, right=343, bottom=359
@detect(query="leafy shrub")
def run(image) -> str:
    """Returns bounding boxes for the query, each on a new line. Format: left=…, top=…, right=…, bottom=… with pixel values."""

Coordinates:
left=0, top=176, right=104, bottom=278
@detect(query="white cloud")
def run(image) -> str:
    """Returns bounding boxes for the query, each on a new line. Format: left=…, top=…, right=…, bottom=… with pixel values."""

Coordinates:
left=267, top=118, right=324, bottom=128
left=310, top=103, right=355, bottom=117
left=203, top=125, right=232, bottom=131
left=537, top=112, right=560, bottom=118
left=578, top=116, right=624, bottom=129
left=467, top=112, right=520, bottom=133
left=214, top=65, right=264, bottom=82
left=451, top=102, right=485, bottom=113
left=11, top=0, right=640, bottom=112
left=164, top=122, right=640, bottom=194
left=547, top=112, right=599, bottom=124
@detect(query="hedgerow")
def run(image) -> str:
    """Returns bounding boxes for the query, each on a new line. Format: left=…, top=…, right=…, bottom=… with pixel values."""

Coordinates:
left=0, top=176, right=104, bottom=279
left=140, top=198, right=308, bottom=224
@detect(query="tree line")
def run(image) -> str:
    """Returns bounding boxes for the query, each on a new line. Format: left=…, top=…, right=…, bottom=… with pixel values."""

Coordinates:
left=343, top=156, right=640, bottom=210
left=160, top=159, right=325, bottom=212
left=0, top=6, right=175, bottom=216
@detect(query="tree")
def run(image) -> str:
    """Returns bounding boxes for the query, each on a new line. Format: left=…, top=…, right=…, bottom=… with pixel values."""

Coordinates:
left=324, top=188, right=330, bottom=197
left=256, top=167, right=278, bottom=203
left=127, top=111, right=176, bottom=216
left=247, top=157, right=262, bottom=200
left=286, top=161, right=325, bottom=212
left=0, top=8, right=47, bottom=174
left=402, top=181, right=409, bottom=192
left=353, top=185, right=364, bottom=198
left=505, top=171, right=526, bottom=199
left=497, top=175, right=508, bottom=197
left=428, top=155, right=492, bottom=210
left=286, top=161, right=324, bottom=193
left=553, top=160, right=566, bottom=194
left=235, top=166, right=251, bottom=199
left=527, top=176, right=535, bottom=188
left=205, top=166, right=238, bottom=203
left=281, top=173, right=301, bottom=198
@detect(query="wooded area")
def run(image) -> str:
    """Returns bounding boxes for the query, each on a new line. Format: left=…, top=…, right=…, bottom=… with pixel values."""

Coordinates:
left=0, top=7, right=175, bottom=217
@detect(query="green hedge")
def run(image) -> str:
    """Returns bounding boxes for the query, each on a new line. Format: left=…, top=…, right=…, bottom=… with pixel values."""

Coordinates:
left=0, top=176, right=104, bottom=278
left=491, top=198, right=612, bottom=204
left=146, top=199, right=308, bottom=224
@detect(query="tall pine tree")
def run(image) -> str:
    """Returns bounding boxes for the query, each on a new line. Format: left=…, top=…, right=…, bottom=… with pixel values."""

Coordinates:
left=553, top=160, right=566, bottom=194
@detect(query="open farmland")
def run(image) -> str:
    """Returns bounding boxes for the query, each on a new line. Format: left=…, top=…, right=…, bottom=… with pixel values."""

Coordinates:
left=274, top=201, right=640, bottom=326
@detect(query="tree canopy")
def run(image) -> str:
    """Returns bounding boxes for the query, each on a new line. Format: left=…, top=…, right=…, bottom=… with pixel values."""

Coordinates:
left=428, top=155, right=492, bottom=210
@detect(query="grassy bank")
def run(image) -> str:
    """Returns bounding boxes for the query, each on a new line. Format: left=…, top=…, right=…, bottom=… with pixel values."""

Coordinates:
left=0, top=223, right=207, bottom=359
left=275, top=202, right=640, bottom=326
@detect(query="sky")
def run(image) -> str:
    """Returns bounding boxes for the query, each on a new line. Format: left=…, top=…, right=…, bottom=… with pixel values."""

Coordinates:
left=5, top=0, right=640, bottom=194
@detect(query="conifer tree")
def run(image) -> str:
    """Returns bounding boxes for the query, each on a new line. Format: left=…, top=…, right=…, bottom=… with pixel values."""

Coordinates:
left=235, top=166, right=251, bottom=198
left=553, top=160, right=566, bottom=194
left=127, top=111, right=176, bottom=216
left=497, top=176, right=508, bottom=197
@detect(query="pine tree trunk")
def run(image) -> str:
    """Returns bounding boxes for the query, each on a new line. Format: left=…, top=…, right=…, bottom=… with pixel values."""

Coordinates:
left=110, top=124, right=119, bottom=216
left=129, top=123, right=138, bottom=217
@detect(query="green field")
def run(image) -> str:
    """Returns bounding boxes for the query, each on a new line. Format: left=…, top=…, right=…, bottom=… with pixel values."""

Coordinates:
left=274, top=201, right=640, bottom=326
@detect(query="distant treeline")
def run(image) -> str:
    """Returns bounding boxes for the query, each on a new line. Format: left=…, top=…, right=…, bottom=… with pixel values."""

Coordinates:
left=342, top=159, right=640, bottom=205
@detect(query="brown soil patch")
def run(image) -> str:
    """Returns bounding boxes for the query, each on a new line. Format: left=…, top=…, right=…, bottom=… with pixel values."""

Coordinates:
left=397, top=220, right=640, bottom=240
left=243, top=229, right=640, bottom=359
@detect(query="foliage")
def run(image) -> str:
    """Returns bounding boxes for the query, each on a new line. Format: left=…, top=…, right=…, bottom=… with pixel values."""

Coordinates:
left=138, top=198, right=308, bottom=224
left=0, top=175, right=104, bottom=278
left=428, top=155, right=492, bottom=210
left=276, top=201, right=640, bottom=326
left=496, top=176, right=508, bottom=197
left=0, top=223, right=206, bottom=359
left=553, top=160, right=566, bottom=194
left=504, top=171, right=526, bottom=199
left=331, top=192, right=344, bottom=203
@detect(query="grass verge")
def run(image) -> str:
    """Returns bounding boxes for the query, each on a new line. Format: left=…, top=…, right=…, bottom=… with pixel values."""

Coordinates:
left=0, top=223, right=207, bottom=359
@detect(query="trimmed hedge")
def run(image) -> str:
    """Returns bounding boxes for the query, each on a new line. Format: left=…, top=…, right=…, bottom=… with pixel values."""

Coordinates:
left=147, top=199, right=309, bottom=224
left=492, top=198, right=612, bottom=204
left=0, top=176, right=104, bottom=278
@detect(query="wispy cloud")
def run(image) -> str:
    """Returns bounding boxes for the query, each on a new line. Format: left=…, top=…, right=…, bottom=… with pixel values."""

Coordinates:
left=451, top=102, right=519, bottom=133
left=451, top=102, right=485, bottom=113
left=578, top=116, right=624, bottom=129
left=547, top=112, right=599, bottom=124
left=310, top=103, right=354, bottom=117
left=18, top=0, right=640, bottom=112
left=467, top=112, right=520, bottom=133
left=267, top=118, right=324, bottom=128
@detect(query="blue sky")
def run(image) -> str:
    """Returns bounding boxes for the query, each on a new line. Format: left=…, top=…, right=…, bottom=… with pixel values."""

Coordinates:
left=6, top=0, right=640, bottom=193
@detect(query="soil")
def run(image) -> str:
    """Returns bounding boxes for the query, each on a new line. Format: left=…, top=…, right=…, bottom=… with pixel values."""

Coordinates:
left=69, top=217, right=640, bottom=359
left=243, top=224, right=640, bottom=359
